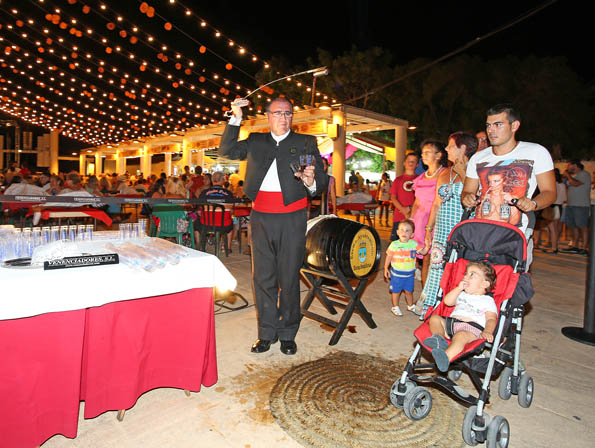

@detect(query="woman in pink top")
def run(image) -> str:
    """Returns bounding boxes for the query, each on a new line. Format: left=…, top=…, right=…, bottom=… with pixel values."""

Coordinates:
left=410, top=140, right=446, bottom=288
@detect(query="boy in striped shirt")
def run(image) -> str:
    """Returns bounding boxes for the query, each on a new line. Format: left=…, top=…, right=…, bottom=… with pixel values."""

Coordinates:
left=384, top=220, right=427, bottom=316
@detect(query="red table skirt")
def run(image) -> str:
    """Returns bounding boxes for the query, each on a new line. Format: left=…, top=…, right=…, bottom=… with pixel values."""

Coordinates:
left=0, top=310, right=86, bottom=448
left=0, top=288, right=217, bottom=448
left=28, top=207, right=113, bottom=226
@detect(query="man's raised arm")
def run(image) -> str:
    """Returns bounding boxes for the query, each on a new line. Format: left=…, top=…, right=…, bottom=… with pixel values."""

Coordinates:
left=219, top=98, right=250, bottom=161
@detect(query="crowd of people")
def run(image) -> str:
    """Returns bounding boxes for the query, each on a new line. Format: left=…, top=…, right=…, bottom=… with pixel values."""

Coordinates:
left=384, top=104, right=593, bottom=332
left=0, top=164, right=245, bottom=202
left=1, top=164, right=247, bottom=202
left=0, top=163, right=249, bottom=246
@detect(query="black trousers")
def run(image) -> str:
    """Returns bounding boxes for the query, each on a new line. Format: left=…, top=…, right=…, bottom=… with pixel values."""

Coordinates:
left=250, top=208, right=306, bottom=341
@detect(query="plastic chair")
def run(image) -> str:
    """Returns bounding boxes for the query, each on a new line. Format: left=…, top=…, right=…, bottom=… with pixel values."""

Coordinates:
left=197, top=203, right=231, bottom=258
left=232, top=205, right=251, bottom=253
left=152, top=205, right=194, bottom=249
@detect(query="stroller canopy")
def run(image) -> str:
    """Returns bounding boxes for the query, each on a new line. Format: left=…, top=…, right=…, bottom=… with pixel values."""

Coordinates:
left=447, top=219, right=527, bottom=269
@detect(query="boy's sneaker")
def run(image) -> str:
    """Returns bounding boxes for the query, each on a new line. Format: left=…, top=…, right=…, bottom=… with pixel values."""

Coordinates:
left=391, top=306, right=403, bottom=316
left=407, top=304, right=416, bottom=312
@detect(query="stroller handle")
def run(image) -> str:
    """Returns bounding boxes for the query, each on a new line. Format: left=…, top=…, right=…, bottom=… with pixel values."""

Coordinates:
left=461, top=197, right=536, bottom=230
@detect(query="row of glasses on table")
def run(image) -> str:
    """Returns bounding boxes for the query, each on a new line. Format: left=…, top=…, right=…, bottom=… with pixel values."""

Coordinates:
left=0, top=225, right=94, bottom=261
left=0, top=218, right=150, bottom=262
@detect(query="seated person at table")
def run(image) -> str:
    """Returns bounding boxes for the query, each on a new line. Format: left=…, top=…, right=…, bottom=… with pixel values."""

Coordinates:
left=46, top=175, right=64, bottom=195
left=424, top=261, right=497, bottom=372
left=196, top=171, right=235, bottom=250
left=116, top=176, right=139, bottom=195
left=32, top=173, right=103, bottom=224
left=3, top=175, right=46, bottom=196
left=165, top=177, right=187, bottom=198
left=44, top=173, right=96, bottom=206
left=37, top=172, right=50, bottom=190
left=235, top=180, right=246, bottom=199
left=134, top=179, right=147, bottom=193
left=85, top=176, right=103, bottom=196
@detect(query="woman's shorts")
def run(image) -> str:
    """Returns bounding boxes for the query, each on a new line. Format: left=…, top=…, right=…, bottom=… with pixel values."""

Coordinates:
left=389, top=268, right=415, bottom=293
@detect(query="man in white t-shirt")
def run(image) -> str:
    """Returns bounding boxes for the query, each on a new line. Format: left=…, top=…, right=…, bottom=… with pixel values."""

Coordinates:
left=462, top=104, right=556, bottom=236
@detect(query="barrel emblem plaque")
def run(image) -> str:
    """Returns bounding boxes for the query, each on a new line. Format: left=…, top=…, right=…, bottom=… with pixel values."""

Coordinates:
left=349, top=228, right=376, bottom=278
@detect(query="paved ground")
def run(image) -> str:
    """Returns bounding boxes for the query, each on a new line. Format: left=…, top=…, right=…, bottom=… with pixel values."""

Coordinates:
left=43, top=216, right=594, bottom=448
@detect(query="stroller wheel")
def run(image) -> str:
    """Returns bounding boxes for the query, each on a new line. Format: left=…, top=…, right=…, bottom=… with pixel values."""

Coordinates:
left=498, top=368, right=513, bottom=400
left=462, top=405, right=489, bottom=446
left=486, top=415, right=510, bottom=448
left=518, top=374, right=534, bottom=408
left=447, top=368, right=463, bottom=382
left=389, top=379, right=415, bottom=409
left=403, top=386, right=432, bottom=421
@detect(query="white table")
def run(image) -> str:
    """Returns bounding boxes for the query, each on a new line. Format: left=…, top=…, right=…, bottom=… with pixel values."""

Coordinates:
left=0, top=237, right=236, bottom=320
left=0, top=238, right=235, bottom=448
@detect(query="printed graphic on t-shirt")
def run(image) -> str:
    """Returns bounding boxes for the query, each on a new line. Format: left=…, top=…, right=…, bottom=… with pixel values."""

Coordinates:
left=475, top=159, right=534, bottom=227
left=402, top=180, right=414, bottom=192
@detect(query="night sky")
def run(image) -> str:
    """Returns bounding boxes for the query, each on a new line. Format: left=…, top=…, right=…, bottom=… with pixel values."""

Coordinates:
left=203, top=0, right=590, bottom=80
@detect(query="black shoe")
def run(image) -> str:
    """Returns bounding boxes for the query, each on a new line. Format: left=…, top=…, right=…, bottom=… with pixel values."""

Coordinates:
left=561, top=246, right=580, bottom=254
left=578, top=249, right=589, bottom=256
left=280, top=340, right=297, bottom=355
left=251, top=338, right=277, bottom=353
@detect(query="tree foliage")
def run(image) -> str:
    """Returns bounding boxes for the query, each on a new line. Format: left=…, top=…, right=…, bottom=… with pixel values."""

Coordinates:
left=254, top=48, right=593, bottom=159
left=346, top=149, right=385, bottom=173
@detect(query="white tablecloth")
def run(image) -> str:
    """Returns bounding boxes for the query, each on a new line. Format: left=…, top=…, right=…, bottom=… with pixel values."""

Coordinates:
left=0, top=238, right=236, bottom=321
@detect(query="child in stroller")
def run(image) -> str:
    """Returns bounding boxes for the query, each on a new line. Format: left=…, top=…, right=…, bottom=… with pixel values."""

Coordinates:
left=425, top=261, right=498, bottom=372
left=389, top=218, right=535, bottom=448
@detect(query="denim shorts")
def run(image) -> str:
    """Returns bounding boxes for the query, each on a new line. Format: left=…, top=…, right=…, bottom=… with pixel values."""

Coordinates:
left=565, top=206, right=590, bottom=228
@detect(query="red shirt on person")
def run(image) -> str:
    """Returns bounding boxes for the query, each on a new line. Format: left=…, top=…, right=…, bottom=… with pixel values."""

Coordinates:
left=390, top=174, right=417, bottom=222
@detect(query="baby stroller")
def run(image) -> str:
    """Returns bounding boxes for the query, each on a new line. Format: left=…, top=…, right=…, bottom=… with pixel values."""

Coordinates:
left=389, top=218, right=535, bottom=447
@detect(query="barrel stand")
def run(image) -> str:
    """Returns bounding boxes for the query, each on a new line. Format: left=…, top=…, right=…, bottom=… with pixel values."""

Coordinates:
left=300, top=266, right=377, bottom=345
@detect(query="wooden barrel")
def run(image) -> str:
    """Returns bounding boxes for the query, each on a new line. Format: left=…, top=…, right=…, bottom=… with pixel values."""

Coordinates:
left=304, top=217, right=380, bottom=279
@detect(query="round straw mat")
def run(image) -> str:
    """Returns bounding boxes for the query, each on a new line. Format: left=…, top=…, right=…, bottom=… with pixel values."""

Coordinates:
left=269, top=351, right=466, bottom=448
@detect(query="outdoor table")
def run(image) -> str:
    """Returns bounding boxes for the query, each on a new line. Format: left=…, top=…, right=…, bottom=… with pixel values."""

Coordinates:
left=0, top=238, right=235, bottom=448
left=29, top=207, right=113, bottom=227
left=337, top=202, right=378, bottom=227
left=115, top=194, right=144, bottom=220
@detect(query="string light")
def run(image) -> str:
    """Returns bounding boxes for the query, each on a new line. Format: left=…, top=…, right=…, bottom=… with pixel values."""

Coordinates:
left=2, top=11, right=230, bottom=118
left=0, top=0, right=335, bottom=146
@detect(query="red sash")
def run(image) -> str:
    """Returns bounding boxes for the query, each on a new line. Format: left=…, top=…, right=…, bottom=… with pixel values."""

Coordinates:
left=252, top=191, right=307, bottom=213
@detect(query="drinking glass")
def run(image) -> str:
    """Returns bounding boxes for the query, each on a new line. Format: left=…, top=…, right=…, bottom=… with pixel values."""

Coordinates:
left=299, top=154, right=314, bottom=172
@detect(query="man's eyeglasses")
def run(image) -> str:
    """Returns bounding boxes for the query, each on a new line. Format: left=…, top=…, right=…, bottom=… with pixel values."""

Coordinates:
left=269, top=111, right=293, bottom=118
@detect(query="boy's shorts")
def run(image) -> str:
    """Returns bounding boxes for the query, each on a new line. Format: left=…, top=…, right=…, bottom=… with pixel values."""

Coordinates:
left=389, top=268, right=415, bottom=293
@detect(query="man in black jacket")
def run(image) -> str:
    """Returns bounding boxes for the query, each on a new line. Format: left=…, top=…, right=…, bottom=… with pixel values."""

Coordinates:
left=219, top=97, right=328, bottom=355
